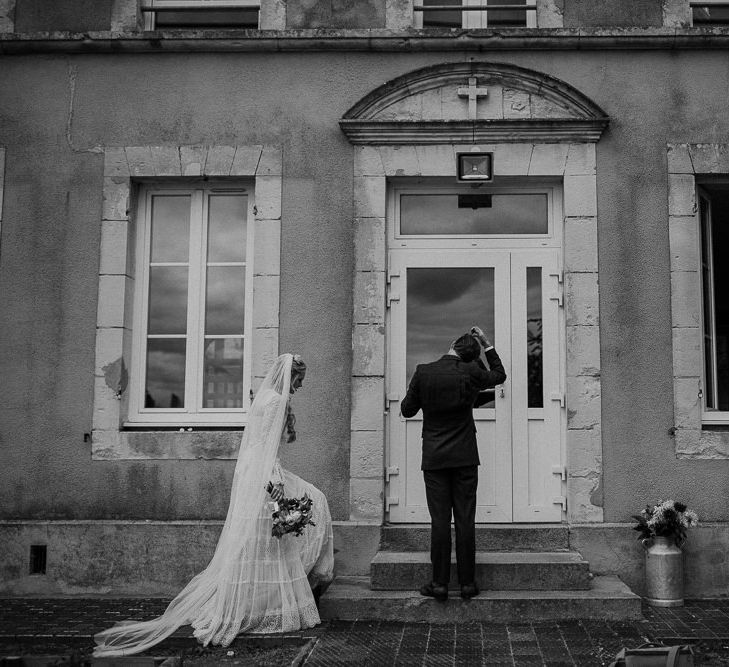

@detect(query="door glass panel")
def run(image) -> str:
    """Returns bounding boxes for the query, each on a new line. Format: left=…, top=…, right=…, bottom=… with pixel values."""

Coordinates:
left=406, top=267, right=495, bottom=406
left=203, top=338, right=244, bottom=408
left=527, top=267, right=543, bottom=408
left=150, top=195, right=190, bottom=263
left=145, top=339, right=186, bottom=408
left=400, top=193, right=548, bottom=235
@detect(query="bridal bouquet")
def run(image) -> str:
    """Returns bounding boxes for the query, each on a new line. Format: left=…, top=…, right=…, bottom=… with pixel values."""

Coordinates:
left=270, top=493, right=316, bottom=539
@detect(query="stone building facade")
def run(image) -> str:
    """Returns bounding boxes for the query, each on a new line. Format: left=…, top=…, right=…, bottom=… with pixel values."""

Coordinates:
left=1, top=0, right=729, bottom=601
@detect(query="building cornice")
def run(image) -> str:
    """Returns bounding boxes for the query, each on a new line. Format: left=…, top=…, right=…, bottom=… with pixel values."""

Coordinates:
left=2, top=27, right=729, bottom=55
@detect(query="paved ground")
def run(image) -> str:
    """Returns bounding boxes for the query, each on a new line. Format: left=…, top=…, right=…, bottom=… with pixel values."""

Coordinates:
left=1, top=597, right=728, bottom=665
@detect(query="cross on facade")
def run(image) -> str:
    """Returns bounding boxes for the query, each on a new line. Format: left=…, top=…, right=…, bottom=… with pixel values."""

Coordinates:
left=457, top=77, right=488, bottom=119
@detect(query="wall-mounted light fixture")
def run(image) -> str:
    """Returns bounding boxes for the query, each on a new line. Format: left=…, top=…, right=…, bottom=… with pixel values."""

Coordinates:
left=456, top=151, right=493, bottom=183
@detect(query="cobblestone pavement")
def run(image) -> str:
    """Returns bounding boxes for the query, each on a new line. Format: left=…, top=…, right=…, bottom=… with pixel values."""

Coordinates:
left=1, top=598, right=728, bottom=665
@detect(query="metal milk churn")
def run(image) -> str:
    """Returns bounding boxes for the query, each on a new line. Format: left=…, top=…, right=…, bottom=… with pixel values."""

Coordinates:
left=643, top=536, right=684, bottom=607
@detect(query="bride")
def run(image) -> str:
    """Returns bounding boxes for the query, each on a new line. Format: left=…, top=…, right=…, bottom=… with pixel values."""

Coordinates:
left=94, top=353, right=334, bottom=656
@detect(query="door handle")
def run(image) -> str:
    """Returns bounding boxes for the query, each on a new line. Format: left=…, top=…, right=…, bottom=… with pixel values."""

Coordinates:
left=497, top=384, right=505, bottom=399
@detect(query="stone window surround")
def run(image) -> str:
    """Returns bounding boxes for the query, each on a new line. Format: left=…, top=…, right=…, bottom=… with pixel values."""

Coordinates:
left=91, top=144, right=282, bottom=460
left=0, top=147, right=4, bottom=242
left=348, top=142, right=603, bottom=524
left=667, top=143, right=729, bottom=459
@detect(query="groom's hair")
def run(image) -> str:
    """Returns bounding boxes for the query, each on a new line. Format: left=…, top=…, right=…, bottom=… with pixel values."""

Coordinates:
left=453, top=333, right=480, bottom=362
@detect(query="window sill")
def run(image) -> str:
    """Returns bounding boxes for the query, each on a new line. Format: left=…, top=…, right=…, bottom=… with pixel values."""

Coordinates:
left=91, top=428, right=244, bottom=460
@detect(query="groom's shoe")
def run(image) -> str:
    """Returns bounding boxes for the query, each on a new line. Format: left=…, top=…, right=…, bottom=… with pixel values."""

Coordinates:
left=460, top=583, right=479, bottom=599
left=419, top=581, right=448, bottom=602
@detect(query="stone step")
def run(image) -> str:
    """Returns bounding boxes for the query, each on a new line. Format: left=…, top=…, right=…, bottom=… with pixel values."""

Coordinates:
left=318, top=575, right=642, bottom=623
left=370, top=551, right=592, bottom=591
left=379, top=524, right=569, bottom=552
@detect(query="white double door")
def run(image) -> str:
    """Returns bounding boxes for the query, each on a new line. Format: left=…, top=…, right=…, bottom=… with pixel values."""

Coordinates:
left=386, top=248, right=564, bottom=523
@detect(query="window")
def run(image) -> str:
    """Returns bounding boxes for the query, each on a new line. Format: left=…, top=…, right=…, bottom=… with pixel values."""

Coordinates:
left=142, top=0, right=260, bottom=30
left=698, top=185, right=729, bottom=422
left=129, top=183, right=254, bottom=425
left=414, top=0, right=536, bottom=29
left=691, top=0, right=729, bottom=25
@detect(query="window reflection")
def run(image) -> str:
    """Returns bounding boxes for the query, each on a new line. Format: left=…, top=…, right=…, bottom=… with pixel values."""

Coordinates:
left=148, top=267, right=188, bottom=335
left=406, top=267, right=495, bottom=385
left=150, top=196, right=190, bottom=263
left=145, top=339, right=186, bottom=408
left=205, top=267, right=245, bottom=335
left=207, top=195, right=248, bottom=263
left=203, top=339, right=244, bottom=408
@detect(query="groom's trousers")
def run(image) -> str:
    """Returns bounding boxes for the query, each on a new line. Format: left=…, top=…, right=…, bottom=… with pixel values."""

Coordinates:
left=423, top=465, right=478, bottom=586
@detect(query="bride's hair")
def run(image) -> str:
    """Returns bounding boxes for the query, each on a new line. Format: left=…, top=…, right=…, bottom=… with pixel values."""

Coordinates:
left=292, top=354, right=306, bottom=377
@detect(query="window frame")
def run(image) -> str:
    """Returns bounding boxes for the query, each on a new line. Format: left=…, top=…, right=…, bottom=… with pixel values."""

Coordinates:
left=127, top=180, right=255, bottom=427
left=413, top=0, right=537, bottom=29
left=697, top=185, right=729, bottom=424
left=142, top=0, right=261, bottom=30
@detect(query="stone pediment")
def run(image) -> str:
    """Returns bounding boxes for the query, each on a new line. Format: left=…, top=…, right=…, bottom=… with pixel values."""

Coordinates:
left=340, top=62, right=608, bottom=144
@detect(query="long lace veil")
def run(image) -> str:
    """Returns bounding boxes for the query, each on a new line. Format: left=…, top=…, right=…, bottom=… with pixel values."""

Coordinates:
left=94, top=353, right=294, bottom=656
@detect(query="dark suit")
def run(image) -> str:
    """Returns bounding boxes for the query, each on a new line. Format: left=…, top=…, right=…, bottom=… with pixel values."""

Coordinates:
left=401, top=349, right=506, bottom=586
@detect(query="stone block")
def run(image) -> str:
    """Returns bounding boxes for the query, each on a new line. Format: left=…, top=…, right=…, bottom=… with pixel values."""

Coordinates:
left=673, top=377, right=701, bottom=430
left=351, top=376, right=385, bottom=432
left=99, top=220, right=130, bottom=276
left=415, top=145, right=458, bottom=177
left=354, top=147, right=385, bottom=177
left=349, top=477, right=384, bottom=522
left=566, top=427, right=602, bottom=477
left=566, top=473, right=604, bottom=523
left=102, top=177, right=130, bottom=222
left=666, top=143, right=693, bottom=174
left=565, top=272, right=599, bottom=326
left=419, top=88, right=442, bottom=120
left=150, top=146, right=181, bottom=176
left=531, top=95, right=573, bottom=119
left=96, top=275, right=132, bottom=328
left=350, top=430, right=385, bottom=478
left=493, top=144, right=533, bottom=177
left=94, top=328, right=125, bottom=378
left=179, top=145, right=206, bottom=176
left=566, top=376, right=601, bottom=429
left=385, top=0, right=412, bottom=30
left=503, top=88, right=530, bottom=119
left=230, top=145, right=263, bottom=176
left=565, top=143, right=596, bottom=176
left=256, top=146, right=282, bottom=176
left=253, top=218, right=281, bottom=276
left=254, top=176, right=282, bottom=220
left=252, top=327, right=279, bottom=380
left=474, top=85, right=504, bottom=121
left=90, top=429, right=121, bottom=459
left=380, top=93, right=422, bottom=121
left=566, top=325, right=600, bottom=377
left=669, top=215, right=700, bottom=271
left=528, top=144, right=569, bottom=176
left=667, top=174, right=696, bottom=216
left=672, top=327, right=701, bottom=378
left=354, top=217, right=386, bottom=272
left=353, top=324, right=385, bottom=376
left=688, top=143, right=729, bottom=174
left=670, top=271, right=701, bottom=327
left=564, top=217, right=598, bottom=272
left=537, top=0, right=564, bottom=27
left=377, top=146, right=421, bottom=176
left=252, top=275, right=280, bottom=328
left=124, top=146, right=154, bottom=177
left=678, top=430, right=729, bottom=459
left=0, top=148, right=5, bottom=217
left=259, top=0, right=285, bottom=29
left=563, top=174, right=597, bottom=217
left=110, top=0, right=141, bottom=32
left=354, top=176, right=386, bottom=218
left=204, top=145, right=236, bottom=176
left=91, top=376, right=122, bottom=432
left=0, top=0, right=15, bottom=32
left=330, top=522, right=381, bottom=576
left=662, top=0, right=691, bottom=27
left=353, top=271, right=386, bottom=324
left=104, top=147, right=129, bottom=178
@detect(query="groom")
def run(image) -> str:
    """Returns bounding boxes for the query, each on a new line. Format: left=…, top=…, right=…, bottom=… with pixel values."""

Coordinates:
left=400, top=326, right=506, bottom=601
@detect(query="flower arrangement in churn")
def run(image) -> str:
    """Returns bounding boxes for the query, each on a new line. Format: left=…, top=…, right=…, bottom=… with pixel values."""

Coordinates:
left=270, top=494, right=316, bottom=539
left=632, top=500, right=698, bottom=548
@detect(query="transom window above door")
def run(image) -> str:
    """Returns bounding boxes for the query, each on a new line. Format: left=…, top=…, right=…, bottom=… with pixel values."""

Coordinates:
left=391, top=182, right=557, bottom=243
left=414, top=0, right=536, bottom=29
left=128, top=182, right=254, bottom=426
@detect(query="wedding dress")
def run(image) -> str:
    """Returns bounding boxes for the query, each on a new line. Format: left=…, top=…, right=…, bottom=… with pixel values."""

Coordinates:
left=93, top=354, right=334, bottom=657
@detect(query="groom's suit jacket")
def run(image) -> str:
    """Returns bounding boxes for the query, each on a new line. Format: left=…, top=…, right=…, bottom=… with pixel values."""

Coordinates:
left=400, top=350, right=506, bottom=471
